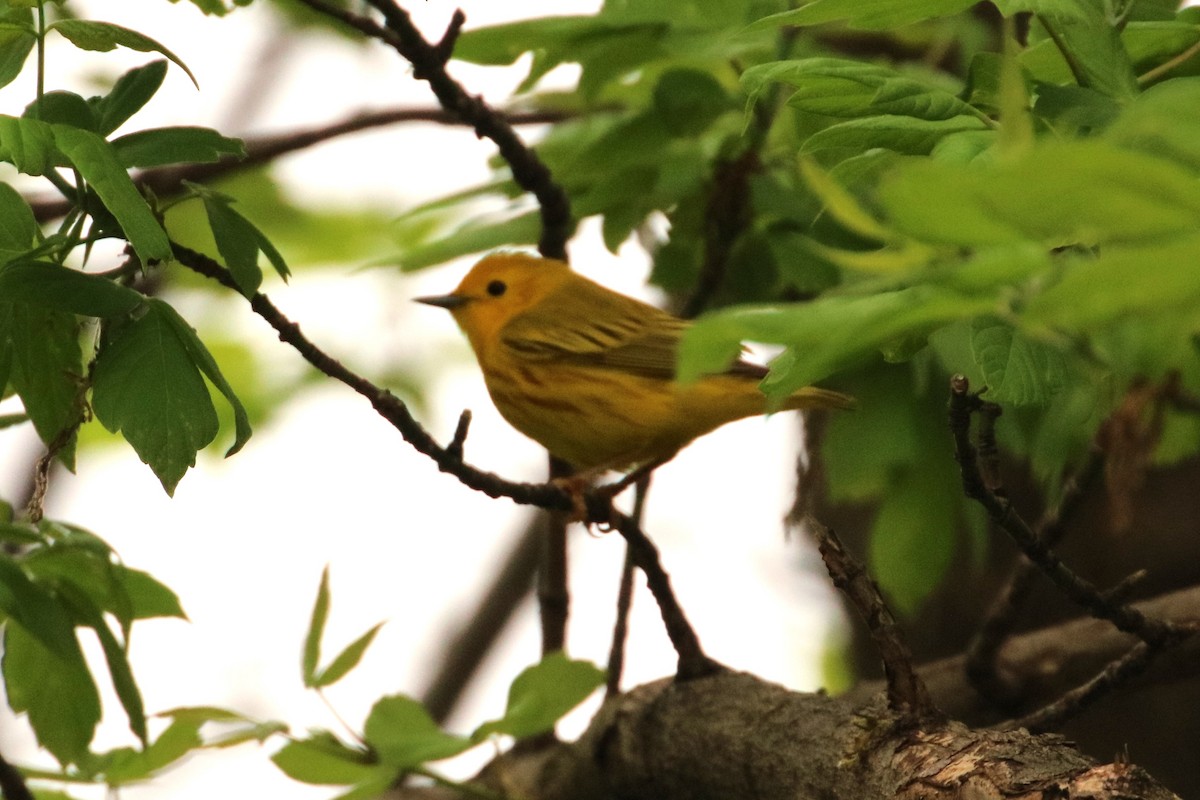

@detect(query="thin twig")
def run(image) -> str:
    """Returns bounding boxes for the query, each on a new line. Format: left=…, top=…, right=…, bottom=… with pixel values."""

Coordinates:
left=606, top=474, right=651, bottom=697
left=296, top=0, right=572, bottom=259
left=965, top=448, right=1105, bottom=707
left=812, top=522, right=936, bottom=722
left=948, top=376, right=1180, bottom=647
left=175, top=244, right=711, bottom=676
left=29, top=107, right=570, bottom=224
left=1005, top=641, right=1159, bottom=733
left=538, top=457, right=573, bottom=656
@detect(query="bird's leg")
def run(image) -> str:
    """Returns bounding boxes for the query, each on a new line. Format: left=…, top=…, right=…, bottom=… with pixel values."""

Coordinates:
left=550, top=469, right=601, bottom=522
left=596, top=456, right=669, bottom=502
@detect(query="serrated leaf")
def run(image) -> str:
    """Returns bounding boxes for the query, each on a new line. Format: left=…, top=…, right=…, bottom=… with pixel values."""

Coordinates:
left=92, top=60, right=168, bottom=135
left=302, top=566, right=330, bottom=687
left=802, top=114, right=989, bottom=155
left=271, top=733, right=375, bottom=785
left=112, top=126, right=244, bottom=169
left=0, top=261, right=143, bottom=317
left=50, top=124, right=172, bottom=265
left=744, top=58, right=979, bottom=121
left=91, top=301, right=220, bottom=495
left=969, top=317, right=1066, bottom=405
left=50, top=20, right=197, bottom=88
left=311, top=622, right=383, bottom=689
left=363, top=695, right=472, bottom=769
left=3, top=623, right=100, bottom=766
left=472, top=652, right=605, bottom=741
left=748, top=0, right=977, bottom=32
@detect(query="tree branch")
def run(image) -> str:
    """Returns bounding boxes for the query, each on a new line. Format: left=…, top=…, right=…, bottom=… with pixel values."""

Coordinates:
left=28, top=106, right=570, bottom=224
left=812, top=522, right=936, bottom=722
left=173, top=244, right=714, bottom=677
left=294, top=0, right=572, bottom=259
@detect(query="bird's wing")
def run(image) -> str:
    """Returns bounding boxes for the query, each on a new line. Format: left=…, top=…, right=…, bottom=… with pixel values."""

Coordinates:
left=500, top=279, right=765, bottom=380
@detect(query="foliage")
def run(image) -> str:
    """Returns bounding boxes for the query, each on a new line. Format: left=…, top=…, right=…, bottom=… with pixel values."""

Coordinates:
left=0, top=0, right=1198, bottom=796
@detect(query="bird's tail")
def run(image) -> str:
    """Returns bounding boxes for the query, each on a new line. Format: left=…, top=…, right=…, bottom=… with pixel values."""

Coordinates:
left=783, top=386, right=857, bottom=411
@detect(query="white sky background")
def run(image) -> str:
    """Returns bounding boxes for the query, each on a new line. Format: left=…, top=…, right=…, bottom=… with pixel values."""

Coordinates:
left=0, top=2, right=843, bottom=798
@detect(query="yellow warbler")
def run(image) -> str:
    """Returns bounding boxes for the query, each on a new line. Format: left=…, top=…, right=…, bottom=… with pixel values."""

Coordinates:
left=416, top=252, right=853, bottom=473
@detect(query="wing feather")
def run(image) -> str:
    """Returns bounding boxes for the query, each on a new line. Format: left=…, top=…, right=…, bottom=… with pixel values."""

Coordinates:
left=500, top=277, right=765, bottom=380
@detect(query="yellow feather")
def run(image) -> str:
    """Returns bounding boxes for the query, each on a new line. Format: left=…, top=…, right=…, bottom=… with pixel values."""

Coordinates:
left=418, top=252, right=854, bottom=471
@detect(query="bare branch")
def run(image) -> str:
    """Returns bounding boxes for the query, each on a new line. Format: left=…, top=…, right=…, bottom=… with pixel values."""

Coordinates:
left=812, top=522, right=936, bottom=722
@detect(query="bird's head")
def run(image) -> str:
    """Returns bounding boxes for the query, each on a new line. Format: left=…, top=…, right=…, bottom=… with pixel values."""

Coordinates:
left=415, top=252, right=570, bottom=353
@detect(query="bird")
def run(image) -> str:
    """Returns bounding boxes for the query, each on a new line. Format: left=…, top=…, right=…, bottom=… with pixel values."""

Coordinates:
left=415, top=252, right=854, bottom=475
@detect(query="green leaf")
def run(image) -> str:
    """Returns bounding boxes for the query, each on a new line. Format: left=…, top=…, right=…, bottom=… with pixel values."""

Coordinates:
left=0, top=181, right=37, bottom=262
left=744, top=58, right=978, bottom=121
left=0, top=261, right=144, bottom=317
left=0, top=22, right=35, bottom=90
left=802, top=114, right=989, bottom=155
left=0, top=300, right=84, bottom=467
left=50, top=124, right=172, bottom=265
left=101, top=719, right=202, bottom=784
left=27, top=91, right=97, bottom=131
left=969, top=317, right=1067, bottom=405
left=91, top=301, right=220, bottom=495
left=155, top=300, right=252, bottom=456
left=112, top=126, right=244, bottom=169
left=1032, top=11, right=1139, bottom=99
left=363, top=695, right=472, bottom=769
left=798, top=157, right=892, bottom=242
left=50, top=20, right=198, bottom=88
left=92, top=60, right=168, bottom=136
left=87, top=611, right=147, bottom=747
left=748, top=0, right=976, bottom=31
left=679, top=286, right=994, bottom=399
left=312, top=623, right=383, bottom=689
left=393, top=210, right=542, bottom=272
left=302, top=566, right=330, bottom=687
left=271, top=733, right=375, bottom=786
left=0, top=114, right=62, bottom=174
left=3, top=623, right=100, bottom=766
left=870, top=465, right=959, bottom=615
left=1024, top=233, right=1200, bottom=331
left=1106, top=77, right=1200, bottom=170
left=879, top=141, right=1200, bottom=248
left=116, top=566, right=186, bottom=620
left=0, top=555, right=82, bottom=660
left=473, top=652, right=605, bottom=741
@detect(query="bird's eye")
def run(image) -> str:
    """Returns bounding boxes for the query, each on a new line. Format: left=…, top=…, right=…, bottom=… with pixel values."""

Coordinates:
left=486, top=280, right=507, bottom=297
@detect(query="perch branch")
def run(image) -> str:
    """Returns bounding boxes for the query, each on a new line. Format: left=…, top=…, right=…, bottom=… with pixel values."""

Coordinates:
left=174, top=244, right=714, bottom=678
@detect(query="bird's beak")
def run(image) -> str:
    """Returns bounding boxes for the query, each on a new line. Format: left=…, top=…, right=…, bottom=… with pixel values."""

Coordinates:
left=414, top=293, right=469, bottom=310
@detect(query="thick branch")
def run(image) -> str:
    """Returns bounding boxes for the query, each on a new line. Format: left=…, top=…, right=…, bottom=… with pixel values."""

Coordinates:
left=471, top=672, right=1180, bottom=800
